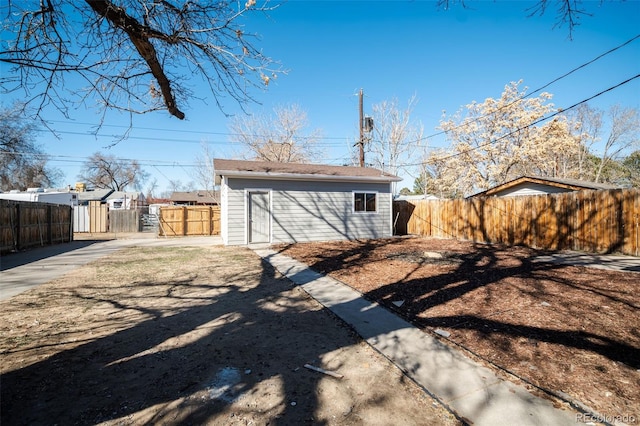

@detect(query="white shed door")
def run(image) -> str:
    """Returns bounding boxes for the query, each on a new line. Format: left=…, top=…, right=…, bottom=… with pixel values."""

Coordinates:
left=248, top=191, right=270, bottom=243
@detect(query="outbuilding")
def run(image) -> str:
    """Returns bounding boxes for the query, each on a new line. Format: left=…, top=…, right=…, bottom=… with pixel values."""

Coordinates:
left=213, top=159, right=402, bottom=245
left=469, top=176, right=618, bottom=198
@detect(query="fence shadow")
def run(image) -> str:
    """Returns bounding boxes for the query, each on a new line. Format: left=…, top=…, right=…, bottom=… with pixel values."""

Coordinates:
left=1, top=240, right=103, bottom=271
left=394, top=189, right=640, bottom=256
left=278, top=238, right=639, bottom=370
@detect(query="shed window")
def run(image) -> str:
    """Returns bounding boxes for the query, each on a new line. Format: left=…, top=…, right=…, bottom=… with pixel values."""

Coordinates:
left=354, top=192, right=377, bottom=213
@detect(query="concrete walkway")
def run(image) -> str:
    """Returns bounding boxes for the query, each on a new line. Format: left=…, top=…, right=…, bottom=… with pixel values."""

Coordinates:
left=533, top=251, right=640, bottom=272
left=253, top=247, right=580, bottom=426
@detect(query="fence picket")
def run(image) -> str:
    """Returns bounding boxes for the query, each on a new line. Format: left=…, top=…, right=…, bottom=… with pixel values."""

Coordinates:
left=158, top=206, right=220, bottom=237
left=1, top=200, right=72, bottom=254
left=394, top=189, right=640, bottom=256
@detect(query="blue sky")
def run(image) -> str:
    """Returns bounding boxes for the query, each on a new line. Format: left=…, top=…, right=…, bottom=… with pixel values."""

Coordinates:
left=5, top=0, right=640, bottom=194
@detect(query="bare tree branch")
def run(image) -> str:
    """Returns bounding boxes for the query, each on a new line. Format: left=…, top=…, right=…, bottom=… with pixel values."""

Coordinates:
left=230, top=104, right=323, bottom=163
left=1, top=0, right=283, bottom=125
left=85, top=0, right=185, bottom=119
left=0, top=102, right=63, bottom=190
left=78, top=152, right=149, bottom=190
left=438, top=0, right=598, bottom=39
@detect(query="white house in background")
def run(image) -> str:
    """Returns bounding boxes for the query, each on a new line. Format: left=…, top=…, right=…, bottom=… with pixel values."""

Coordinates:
left=106, top=191, right=146, bottom=210
left=0, top=188, right=78, bottom=206
left=469, top=176, right=619, bottom=198
left=394, top=194, right=439, bottom=201
left=76, top=188, right=114, bottom=205
left=213, top=158, right=402, bottom=245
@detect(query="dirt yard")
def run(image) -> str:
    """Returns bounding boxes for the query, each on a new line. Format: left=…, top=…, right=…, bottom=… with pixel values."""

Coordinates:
left=275, top=237, right=640, bottom=423
left=0, top=244, right=459, bottom=426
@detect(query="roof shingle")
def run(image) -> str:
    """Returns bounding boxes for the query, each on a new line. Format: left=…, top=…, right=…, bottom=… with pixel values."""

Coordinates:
left=213, top=159, right=401, bottom=182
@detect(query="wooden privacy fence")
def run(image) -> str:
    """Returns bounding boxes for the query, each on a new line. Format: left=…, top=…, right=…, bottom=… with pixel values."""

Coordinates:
left=73, top=201, right=109, bottom=233
left=1, top=200, right=73, bottom=254
left=159, top=206, right=220, bottom=237
left=74, top=203, right=141, bottom=233
left=109, top=209, right=142, bottom=233
left=393, top=189, right=640, bottom=256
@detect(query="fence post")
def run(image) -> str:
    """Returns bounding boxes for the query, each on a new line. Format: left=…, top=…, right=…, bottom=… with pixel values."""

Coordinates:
left=183, top=206, right=187, bottom=236
left=15, top=203, right=21, bottom=251
left=47, top=204, right=53, bottom=245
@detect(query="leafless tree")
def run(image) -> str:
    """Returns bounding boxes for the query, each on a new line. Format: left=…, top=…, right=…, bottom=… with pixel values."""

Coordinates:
left=192, top=141, right=218, bottom=200
left=565, top=104, right=640, bottom=183
left=0, top=103, right=63, bottom=190
left=78, top=152, right=149, bottom=190
left=368, top=95, right=424, bottom=193
left=592, top=105, right=640, bottom=183
left=145, top=177, right=159, bottom=200
left=566, top=104, right=602, bottom=179
left=1, top=0, right=283, bottom=125
left=437, top=0, right=602, bottom=38
left=229, top=104, right=322, bottom=163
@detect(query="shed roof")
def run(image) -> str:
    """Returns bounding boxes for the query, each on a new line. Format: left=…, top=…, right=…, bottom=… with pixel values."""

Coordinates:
left=76, top=188, right=114, bottom=202
left=170, top=190, right=219, bottom=204
left=106, top=191, right=145, bottom=201
left=470, top=175, right=618, bottom=197
left=213, top=159, right=401, bottom=184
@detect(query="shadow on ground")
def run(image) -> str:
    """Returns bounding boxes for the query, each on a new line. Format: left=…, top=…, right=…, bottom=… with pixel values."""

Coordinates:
left=1, top=246, right=454, bottom=425
left=1, top=241, right=104, bottom=271
left=275, top=237, right=640, bottom=419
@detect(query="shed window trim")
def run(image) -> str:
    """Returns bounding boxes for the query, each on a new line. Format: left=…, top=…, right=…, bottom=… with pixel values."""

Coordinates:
left=353, top=191, right=378, bottom=213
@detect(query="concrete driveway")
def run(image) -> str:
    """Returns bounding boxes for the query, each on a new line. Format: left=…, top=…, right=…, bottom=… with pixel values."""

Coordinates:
left=0, top=236, right=223, bottom=301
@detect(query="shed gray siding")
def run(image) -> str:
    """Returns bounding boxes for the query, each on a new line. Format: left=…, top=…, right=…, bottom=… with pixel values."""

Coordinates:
left=223, top=177, right=393, bottom=245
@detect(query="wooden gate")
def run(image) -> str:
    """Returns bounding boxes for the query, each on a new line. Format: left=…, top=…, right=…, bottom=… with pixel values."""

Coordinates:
left=158, top=206, right=220, bottom=236
left=88, top=201, right=108, bottom=233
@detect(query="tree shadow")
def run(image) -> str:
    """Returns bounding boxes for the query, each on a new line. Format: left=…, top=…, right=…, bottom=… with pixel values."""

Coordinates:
left=269, top=190, right=391, bottom=244
left=393, top=189, right=640, bottom=256
left=0, top=250, right=396, bottom=425
left=279, top=238, right=640, bottom=371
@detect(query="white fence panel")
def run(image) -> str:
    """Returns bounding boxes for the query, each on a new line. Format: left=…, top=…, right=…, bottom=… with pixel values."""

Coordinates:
left=73, top=206, right=90, bottom=232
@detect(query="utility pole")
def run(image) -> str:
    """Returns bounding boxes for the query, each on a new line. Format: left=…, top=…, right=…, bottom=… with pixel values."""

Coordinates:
left=356, top=88, right=373, bottom=167
left=358, top=88, right=365, bottom=167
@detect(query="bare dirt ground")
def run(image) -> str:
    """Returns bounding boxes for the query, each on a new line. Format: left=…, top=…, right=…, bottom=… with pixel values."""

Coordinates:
left=275, top=237, right=640, bottom=423
left=0, top=245, right=459, bottom=426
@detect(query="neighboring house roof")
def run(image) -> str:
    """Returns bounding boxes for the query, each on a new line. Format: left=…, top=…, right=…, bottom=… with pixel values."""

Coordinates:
left=470, top=176, right=618, bottom=198
left=170, top=190, right=219, bottom=204
left=76, top=188, right=114, bottom=202
left=395, top=194, right=439, bottom=201
left=213, top=159, right=401, bottom=183
left=106, top=191, right=145, bottom=201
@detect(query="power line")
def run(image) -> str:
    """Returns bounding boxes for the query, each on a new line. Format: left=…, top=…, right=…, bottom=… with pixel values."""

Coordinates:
left=39, top=34, right=638, bottom=153
left=403, top=74, right=640, bottom=168
left=46, top=121, right=351, bottom=142
left=49, top=131, right=350, bottom=147
left=9, top=74, right=639, bottom=171
left=527, top=34, right=640, bottom=99
left=9, top=37, right=639, bottom=179
left=2, top=151, right=200, bottom=168
left=45, top=130, right=350, bottom=147
left=390, top=33, right=640, bottom=148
